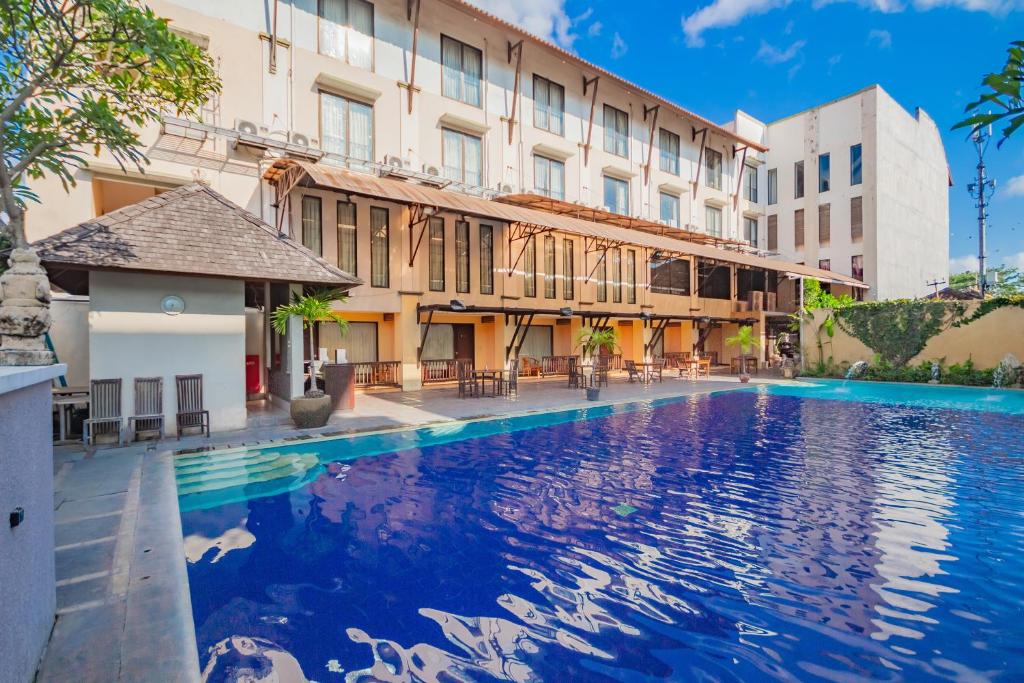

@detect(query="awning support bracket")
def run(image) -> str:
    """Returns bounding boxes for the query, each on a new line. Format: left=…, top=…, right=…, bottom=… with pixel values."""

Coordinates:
left=416, top=305, right=434, bottom=364
left=582, top=75, right=600, bottom=165
left=733, top=144, right=749, bottom=209
left=506, top=312, right=536, bottom=361
left=506, top=223, right=553, bottom=278
left=645, top=318, right=670, bottom=356
left=643, top=104, right=660, bottom=185
left=406, top=0, right=422, bottom=115
left=271, top=162, right=308, bottom=236
left=691, top=127, right=708, bottom=197
left=507, top=40, right=524, bottom=145
left=407, top=204, right=435, bottom=266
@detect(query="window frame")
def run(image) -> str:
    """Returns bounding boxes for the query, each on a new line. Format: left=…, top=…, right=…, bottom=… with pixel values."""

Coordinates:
left=319, top=90, right=375, bottom=161
left=317, top=0, right=375, bottom=69
left=301, top=195, right=323, bottom=256
left=543, top=235, right=556, bottom=299
left=658, top=128, right=680, bottom=175
left=523, top=234, right=536, bottom=297
left=440, top=34, right=483, bottom=107
left=442, top=127, right=483, bottom=186
left=428, top=216, right=445, bottom=292
left=851, top=254, right=864, bottom=281
left=533, top=154, right=565, bottom=200
left=603, top=104, right=629, bottom=158
left=818, top=153, right=831, bottom=193
left=479, top=224, right=494, bottom=294
left=705, top=148, right=723, bottom=190
left=563, top=238, right=574, bottom=300
left=336, top=200, right=357, bottom=275
left=794, top=160, right=805, bottom=199
left=596, top=250, right=608, bottom=302
left=743, top=216, right=758, bottom=246
left=659, top=192, right=680, bottom=227
left=626, top=249, right=637, bottom=304
left=603, top=174, right=630, bottom=215
left=850, top=143, right=863, bottom=186
left=743, top=164, right=758, bottom=202
left=455, top=219, right=470, bottom=294
left=650, top=256, right=691, bottom=297
left=369, top=206, right=389, bottom=288
left=533, top=74, right=565, bottom=136
left=767, top=168, right=778, bottom=205
left=705, top=204, right=723, bottom=237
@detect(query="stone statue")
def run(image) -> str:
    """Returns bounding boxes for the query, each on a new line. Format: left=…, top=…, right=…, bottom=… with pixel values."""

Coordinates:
left=0, top=248, right=55, bottom=365
left=929, top=362, right=940, bottom=384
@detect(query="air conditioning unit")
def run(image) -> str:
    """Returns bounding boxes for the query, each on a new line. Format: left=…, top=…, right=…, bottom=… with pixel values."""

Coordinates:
left=289, top=131, right=315, bottom=148
left=423, top=164, right=441, bottom=177
left=656, top=219, right=669, bottom=226
left=234, top=119, right=259, bottom=136
left=385, top=155, right=410, bottom=169
left=499, top=182, right=516, bottom=194
left=601, top=205, right=612, bottom=213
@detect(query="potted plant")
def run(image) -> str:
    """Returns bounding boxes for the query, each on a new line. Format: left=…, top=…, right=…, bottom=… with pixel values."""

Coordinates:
left=725, top=325, right=756, bottom=383
left=271, top=289, right=349, bottom=428
left=574, top=326, right=619, bottom=400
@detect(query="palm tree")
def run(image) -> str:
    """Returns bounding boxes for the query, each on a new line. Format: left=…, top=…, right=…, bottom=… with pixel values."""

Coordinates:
left=574, top=326, right=619, bottom=362
left=270, top=289, right=349, bottom=367
left=954, top=40, right=1024, bottom=147
left=725, top=325, right=755, bottom=357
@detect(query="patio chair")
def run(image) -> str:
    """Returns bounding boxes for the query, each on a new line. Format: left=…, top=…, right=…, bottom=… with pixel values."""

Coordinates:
left=128, top=376, right=164, bottom=441
left=83, top=378, right=124, bottom=446
left=624, top=360, right=644, bottom=384
left=457, top=362, right=478, bottom=399
left=697, top=358, right=712, bottom=379
left=519, top=356, right=541, bottom=377
left=593, top=356, right=610, bottom=388
left=175, top=374, right=210, bottom=439
left=500, top=359, right=520, bottom=396
left=567, top=356, right=584, bottom=389
left=647, top=359, right=665, bottom=383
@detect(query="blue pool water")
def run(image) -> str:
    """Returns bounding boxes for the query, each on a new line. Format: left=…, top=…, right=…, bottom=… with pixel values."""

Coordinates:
left=179, top=384, right=1024, bottom=681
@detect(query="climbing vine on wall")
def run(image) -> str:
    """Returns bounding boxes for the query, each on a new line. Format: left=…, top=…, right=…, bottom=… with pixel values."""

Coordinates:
left=952, top=295, right=1024, bottom=328
left=834, top=300, right=966, bottom=367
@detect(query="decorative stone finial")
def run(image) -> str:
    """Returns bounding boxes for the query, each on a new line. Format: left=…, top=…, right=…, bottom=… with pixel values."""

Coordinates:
left=0, top=248, right=56, bottom=366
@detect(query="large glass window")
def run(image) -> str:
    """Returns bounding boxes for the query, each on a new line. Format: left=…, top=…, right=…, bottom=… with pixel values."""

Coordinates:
left=743, top=216, right=758, bottom=246
left=596, top=251, right=607, bottom=302
left=534, top=155, right=565, bottom=200
left=441, top=35, right=482, bottom=107
left=660, top=192, right=679, bottom=227
left=428, top=217, right=444, bottom=292
left=850, top=143, right=862, bottom=185
left=320, top=92, right=373, bottom=161
left=523, top=235, right=536, bottom=297
left=336, top=201, right=356, bottom=274
left=563, top=238, right=574, bottom=300
left=767, top=168, right=778, bottom=205
left=533, top=75, right=564, bottom=135
left=705, top=205, right=722, bottom=237
left=318, top=0, right=373, bottom=68
left=851, top=196, right=863, bottom=242
left=705, top=148, right=722, bottom=190
left=544, top=235, right=556, bottom=299
left=794, top=161, right=804, bottom=199
left=851, top=254, right=864, bottom=281
left=456, top=220, right=470, bottom=293
left=370, top=206, right=389, bottom=287
left=603, top=104, right=629, bottom=157
left=603, top=175, right=629, bottom=215
left=818, top=259, right=831, bottom=271
left=301, top=196, right=322, bottom=256
left=442, top=128, right=482, bottom=186
left=818, top=153, right=831, bottom=192
left=479, top=224, right=494, bottom=294
left=767, top=214, right=778, bottom=251
left=650, top=256, right=690, bottom=296
left=626, top=250, right=636, bottom=304
left=611, top=248, right=622, bottom=303
left=744, top=164, right=758, bottom=202
left=659, top=128, right=680, bottom=175
left=794, top=208, right=805, bottom=249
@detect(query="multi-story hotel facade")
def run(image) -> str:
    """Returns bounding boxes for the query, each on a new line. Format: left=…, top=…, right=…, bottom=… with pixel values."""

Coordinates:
left=29, top=0, right=896, bottom=401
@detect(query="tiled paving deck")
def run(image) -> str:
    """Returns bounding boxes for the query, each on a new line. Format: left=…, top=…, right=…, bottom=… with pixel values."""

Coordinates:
left=40, top=373, right=776, bottom=681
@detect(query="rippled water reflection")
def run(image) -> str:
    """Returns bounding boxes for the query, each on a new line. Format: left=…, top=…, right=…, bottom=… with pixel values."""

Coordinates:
left=181, top=392, right=1024, bottom=682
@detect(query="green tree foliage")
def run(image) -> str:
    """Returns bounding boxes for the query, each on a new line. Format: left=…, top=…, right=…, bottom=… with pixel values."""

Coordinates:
left=949, top=267, right=1023, bottom=296
left=270, top=289, right=349, bottom=366
left=0, top=0, right=221, bottom=249
left=790, top=279, right=855, bottom=369
left=574, top=326, right=619, bottom=361
left=834, top=301, right=965, bottom=367
left=954, top=40, right=1024, bottom=146
left=725, top=325, right=755, bottom=355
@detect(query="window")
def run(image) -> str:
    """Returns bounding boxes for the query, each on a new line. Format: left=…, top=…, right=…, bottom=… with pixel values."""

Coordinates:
left=659, top=192, right=679, bottom=227
left=428, top=216, right=444, bottom=292
left=320, top=92, right=374, bottom=161
left=318, top=0, right=373, bottom=68
left=563, top=238, right=574, bottom=300
left=442, top=128, right=482, bottom=186
left=650, top=256, right=691, bottom=296
left=818, top=203, right=830, bottom=245
left=441, top=35, right=482, bottom=107
left=851, top=255, right=864, bottom=281
left=534, top=155, right=565, bottom=200
left=337, top=201, right=356, bottom=274
left=794, top=161, right=804, bottom=199
left=698, top=261, right=731, bottom=300
left=743, top=216, right=758, bottom=246
left=767, top=214, right=778, bottom=251
left=659, top=128, right=680, bottom=174
left=612, top=248, right=622, bottom=303
left=596, top=251, right=607, bottom=302
left=767, top=168, right=778, bottom=205
left=603, top=175, right=629, bottom=215
left=603, top=105, right=629, bottom=157
left=705, top=205, right=722, bottom=237
left=370, top=206, right=389, bottom=287
left=533, top=75, right=564, bottom=135
left=626, top=250, right=636, bottom=304
left=479, top=224, right=494, bottom=294
left=523, top=235, right=536, bottom=297
left=851, top=196, right=863, bottom=242
left=850, top=144, right=862, bottom=186
left=544, top=235, right=556, bottom=299
left=456, top=220, right=470, bottom=293
left=818, top=153, right=831, bottom=192
left=818, top=259, right=831, bottom=271
left=705, top=149, right=723, bottom=190
left=301, top=196, right=322, bottom=255
left=794, top=208, right=805, bottom=249
left=744, top=165, right=758, bottom=202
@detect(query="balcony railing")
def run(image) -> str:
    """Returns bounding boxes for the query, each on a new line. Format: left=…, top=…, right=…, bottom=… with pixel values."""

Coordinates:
left=541, top=354, right=622, bottom=376
left=421, top=359, right=473, bottom=384
left=348, top=361, right=402, bottom=388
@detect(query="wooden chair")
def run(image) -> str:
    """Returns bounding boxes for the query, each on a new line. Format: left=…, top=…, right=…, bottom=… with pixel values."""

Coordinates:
left=83, top=378, right=123, bottom=446
left=697, top=358, right=712, bottom=379
left=624, top=360, right=644, bottom=384
left=128, top=377, right=164, bottom=441
left=457, top=362, right=478, bottom=399
left=519, top=356, right=541, bottom=377
left=593, top=356, right=610, bottom=388
left=175, top=374, right=210, bottom=439
left=647, top=359, right=666, bottom=383
left=500, top=359, right=520, bottom=396
left=567, top=356, right=584, bottom=389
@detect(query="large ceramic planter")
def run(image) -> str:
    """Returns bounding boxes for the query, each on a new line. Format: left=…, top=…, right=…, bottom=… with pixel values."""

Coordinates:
left=290, top=394, right=332, bottom=429
left=586, top=387, right=601, bottom=401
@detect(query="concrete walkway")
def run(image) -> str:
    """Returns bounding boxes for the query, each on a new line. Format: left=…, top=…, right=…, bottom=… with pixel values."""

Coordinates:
left=38, top=374, right=772, bottom=681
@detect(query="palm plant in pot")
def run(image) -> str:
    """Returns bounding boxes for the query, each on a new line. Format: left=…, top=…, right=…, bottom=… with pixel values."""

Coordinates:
left=574, top=326, right=619, bottom=400
left=725, top=325, right=756, bottom=383
left=271, top=289, right=349, bottom=428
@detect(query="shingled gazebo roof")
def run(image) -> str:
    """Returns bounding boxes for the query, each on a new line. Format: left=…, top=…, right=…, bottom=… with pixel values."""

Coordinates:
left=33, top=182, right=360, bottom=289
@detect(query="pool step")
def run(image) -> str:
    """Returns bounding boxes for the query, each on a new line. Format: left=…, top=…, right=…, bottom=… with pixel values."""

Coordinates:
left=175, top=452, right=320, bottom=498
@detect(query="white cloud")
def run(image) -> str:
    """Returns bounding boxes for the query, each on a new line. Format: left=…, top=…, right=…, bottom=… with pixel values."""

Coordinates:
left=867, top=28, right=893, bottom=48
left=467, top=0, right=578, bottom=49
left=1004, top=174, right=1024, bottom=197
left=755, top=39, right=806, bottom=64
left=827, top=53, right=843, bottom=74
left=682, top=0, right=792, bottom=47
left=950, top=254, right=979, bottom=273
left=587, top=21, right=603, bottom=37
left=611, top=32, right=629, bottom=58
left=1004, top=251, right=1024, bottom=269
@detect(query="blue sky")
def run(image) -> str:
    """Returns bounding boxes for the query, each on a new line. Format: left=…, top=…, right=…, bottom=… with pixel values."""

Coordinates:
left=472, top=0, right=1024, bottom=276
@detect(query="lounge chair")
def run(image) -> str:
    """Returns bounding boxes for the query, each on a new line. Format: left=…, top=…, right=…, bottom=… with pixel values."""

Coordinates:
left=83, top=378, right=123, bottom=446
left=175, top=374, right=210, bottom=439
left=624, top=360, right=644, bottom=384
left=128, top=376, right=164, bottom=441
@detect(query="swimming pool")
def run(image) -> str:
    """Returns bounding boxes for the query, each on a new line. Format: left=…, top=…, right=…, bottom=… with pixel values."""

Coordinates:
left=178, top=383, right=1024, bottom=681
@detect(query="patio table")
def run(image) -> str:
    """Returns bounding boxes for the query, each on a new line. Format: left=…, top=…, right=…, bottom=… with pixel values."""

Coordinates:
left=53, top=385, right=90, bottom=442
left=472, top=369, right=504, bottom=397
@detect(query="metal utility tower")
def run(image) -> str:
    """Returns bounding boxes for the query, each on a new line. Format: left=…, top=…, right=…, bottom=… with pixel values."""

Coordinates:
left=966, top=125, right=996, bottom=296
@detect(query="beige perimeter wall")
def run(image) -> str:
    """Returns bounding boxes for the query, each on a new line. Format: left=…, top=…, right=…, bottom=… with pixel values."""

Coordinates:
left=805, top=303, right=1024, bottom=369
